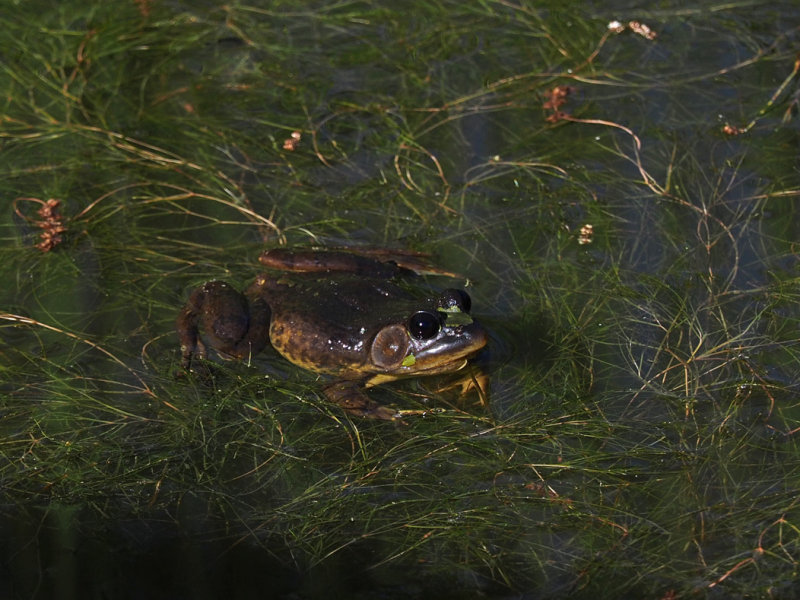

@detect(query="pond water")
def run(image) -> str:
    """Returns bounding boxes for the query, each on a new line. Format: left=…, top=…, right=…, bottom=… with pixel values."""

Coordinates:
left=2, top=1, right=800, bottom=598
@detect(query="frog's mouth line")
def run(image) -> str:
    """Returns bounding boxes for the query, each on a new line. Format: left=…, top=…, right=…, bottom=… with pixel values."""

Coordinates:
left=410, top=357, right=470, bottom=375
left=365, top=357, right=472, bottom=387
left=404, top=326, right=488, bottom=373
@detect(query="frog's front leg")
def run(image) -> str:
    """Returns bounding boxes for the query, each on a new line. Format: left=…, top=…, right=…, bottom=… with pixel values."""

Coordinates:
left=323, top=380, right=402, bottom=421
left=177, top=281, right=270, bottom=369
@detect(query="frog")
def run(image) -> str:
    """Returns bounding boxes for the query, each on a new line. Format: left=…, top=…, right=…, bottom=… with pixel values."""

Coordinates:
left=176, top=248, right=488, bottom=420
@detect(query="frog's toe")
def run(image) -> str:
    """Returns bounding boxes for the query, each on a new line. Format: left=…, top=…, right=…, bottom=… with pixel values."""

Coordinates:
left=323, top=381, right=401, bottom=421
left=362, top=404, right=403, bottom=421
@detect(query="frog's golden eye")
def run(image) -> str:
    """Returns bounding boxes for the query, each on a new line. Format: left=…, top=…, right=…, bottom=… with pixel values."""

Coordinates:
left=408, top=311, right=441, bottom=340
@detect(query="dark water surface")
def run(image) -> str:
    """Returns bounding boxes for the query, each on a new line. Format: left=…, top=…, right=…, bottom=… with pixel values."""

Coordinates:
left=2, top=1, right=800, bottom=598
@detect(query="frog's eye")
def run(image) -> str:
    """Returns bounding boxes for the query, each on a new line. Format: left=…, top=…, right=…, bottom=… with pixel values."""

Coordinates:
left=408, top=311, right=441, bottom=340
left=437, top=289, right=471, bottom=313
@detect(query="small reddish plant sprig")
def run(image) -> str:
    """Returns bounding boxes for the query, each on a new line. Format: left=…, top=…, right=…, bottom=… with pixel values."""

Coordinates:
left=134, top=0, right=152, bottom=18
left=543, top=85, right=576, bottom=123
left=14, top=197, right=68, bottom=252
left=282, top=130, right=302, bottom=151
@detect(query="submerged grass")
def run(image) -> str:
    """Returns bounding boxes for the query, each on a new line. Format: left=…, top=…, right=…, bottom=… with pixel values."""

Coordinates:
left=2, top=0, right=800, bottom=597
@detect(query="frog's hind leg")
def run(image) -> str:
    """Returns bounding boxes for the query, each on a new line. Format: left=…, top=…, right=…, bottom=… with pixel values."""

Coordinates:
left=177, top=285, right=209, bottom=369
left=177, top=281, right=270, bottom=369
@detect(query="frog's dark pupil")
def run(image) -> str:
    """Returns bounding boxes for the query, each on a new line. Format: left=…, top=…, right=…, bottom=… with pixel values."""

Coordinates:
left=408, top=311, right=440, bottom=340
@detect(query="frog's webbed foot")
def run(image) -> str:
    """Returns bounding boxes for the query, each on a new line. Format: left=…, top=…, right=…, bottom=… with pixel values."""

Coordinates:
left=176, top=281, right=269, bottom=370
left=430, top=366, right=490, bottom=407
left=323, top=380, right=402, bottom=421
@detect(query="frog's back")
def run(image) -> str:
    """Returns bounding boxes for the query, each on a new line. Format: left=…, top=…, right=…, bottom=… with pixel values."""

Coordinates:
left=254, top=273, right=426, bottom=375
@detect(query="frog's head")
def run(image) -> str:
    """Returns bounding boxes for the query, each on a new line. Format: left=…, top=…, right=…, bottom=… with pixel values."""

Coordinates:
left=366, top=289, right=487, bottom=383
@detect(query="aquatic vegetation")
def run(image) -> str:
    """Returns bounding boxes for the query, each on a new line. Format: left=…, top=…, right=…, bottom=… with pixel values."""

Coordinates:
left=2, top=1, right=800, bottom=597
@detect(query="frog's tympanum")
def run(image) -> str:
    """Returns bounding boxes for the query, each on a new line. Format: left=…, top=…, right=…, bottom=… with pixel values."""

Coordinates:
left=177, top=248, right=487, bottom=420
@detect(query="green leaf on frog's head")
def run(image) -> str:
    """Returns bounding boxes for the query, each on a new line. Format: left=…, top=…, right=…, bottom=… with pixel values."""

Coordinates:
left=438, top=308, right=473, bottom=327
